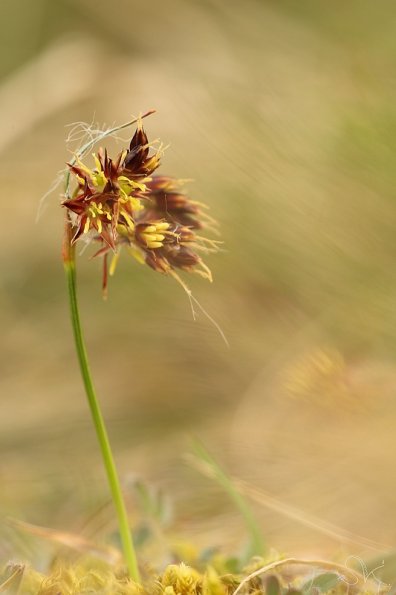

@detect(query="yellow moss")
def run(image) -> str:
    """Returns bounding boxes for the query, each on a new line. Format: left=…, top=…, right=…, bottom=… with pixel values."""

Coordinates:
left=159, top=563, right=201, bottom=595
left=19, top=568, right=45, bottom=594
left=8, top=557, right=383, bottom=595
left=202, top=567, right=228, bottom=595
left=19, top=561, right=145, bottom=595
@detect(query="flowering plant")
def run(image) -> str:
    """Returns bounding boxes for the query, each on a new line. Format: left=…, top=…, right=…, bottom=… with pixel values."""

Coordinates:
left=61, top=113, right=220, bottom=582
left=63, top=115, right=219, bottom=295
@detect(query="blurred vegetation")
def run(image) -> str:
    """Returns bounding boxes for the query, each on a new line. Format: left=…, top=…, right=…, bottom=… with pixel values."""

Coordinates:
left=1, top=0, right=396, bottom=572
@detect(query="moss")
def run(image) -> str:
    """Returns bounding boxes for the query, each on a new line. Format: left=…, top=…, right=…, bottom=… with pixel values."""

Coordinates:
left=1, top=556, right=384, bottom=595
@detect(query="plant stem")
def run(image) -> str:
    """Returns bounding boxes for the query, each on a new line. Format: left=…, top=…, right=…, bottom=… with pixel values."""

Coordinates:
left=63, top=225, right=140, bottom=582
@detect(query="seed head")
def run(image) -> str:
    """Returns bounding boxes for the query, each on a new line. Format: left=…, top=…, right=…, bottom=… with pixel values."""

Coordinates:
left=63, top=120, right=220, bottom=295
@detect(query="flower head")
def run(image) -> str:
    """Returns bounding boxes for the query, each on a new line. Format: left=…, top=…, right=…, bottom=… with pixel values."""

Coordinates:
left=63, top=120, right=220, bottom=294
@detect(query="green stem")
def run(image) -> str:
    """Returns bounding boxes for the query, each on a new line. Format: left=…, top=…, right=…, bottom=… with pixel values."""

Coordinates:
left=63, top=233, right=140, bottom=582
left=191, top=438, right=267, bottom=558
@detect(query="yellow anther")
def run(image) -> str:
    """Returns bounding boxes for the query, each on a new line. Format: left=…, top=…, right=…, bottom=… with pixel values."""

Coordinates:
left=92, top=171, right=106, bottom=188
left=128, top=196, right=143, bottom=212
left=118, top=176, right=147, bottom=194
left=116, top=224, right=129, bottom=237
left=146, top=240, right=163, bottom=249
left=128, top=246, right=145, bottom=264
left=97, top=219, right=102, bottom=233
left=144, top=225, right=157, bottom=233
left=84, top=217, right=91, bottom=233
left=155, top=222, right=170, bottom=231
left=109, top=252, right=120, bottom=276
left=121, top=209, right=134, bottom=230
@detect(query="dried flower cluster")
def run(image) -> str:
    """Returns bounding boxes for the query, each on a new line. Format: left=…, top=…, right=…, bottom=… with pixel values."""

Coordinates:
left=63, top=121, right=219, bottom=292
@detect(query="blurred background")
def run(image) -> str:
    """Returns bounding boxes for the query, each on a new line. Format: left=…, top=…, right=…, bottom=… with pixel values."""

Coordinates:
left=1, top=0, right=396, bottom=570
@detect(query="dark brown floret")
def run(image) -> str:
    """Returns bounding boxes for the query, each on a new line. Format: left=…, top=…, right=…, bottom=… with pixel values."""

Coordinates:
left=146, top=176, right=181, bottom=193
left=145, top=251, right=171, bottom=274
left=122, top=125, right=161, bottom=178
left=97, top=147, right=124, bottom=190
left=165, top=245, right=200, bottom=268
left=62, top=189, right=119, bottom=249
left=144, top=176, right=203, bottom=229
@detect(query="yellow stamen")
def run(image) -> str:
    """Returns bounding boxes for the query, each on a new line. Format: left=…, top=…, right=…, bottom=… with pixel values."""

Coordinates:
left=109, top=252, right=120, bottom=276
left=155, top=222, right=170, bottom=231
left=84, top=217, right=91, bottom=234
left=146, top=240, right=163, bottom=249
left=129, top=197, right=143, bottom=212
left=128, top=246, right=145, bottom=265
left=118, top=176, right=147, bottom=194
left=121, top=209, right=134, bottom=230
